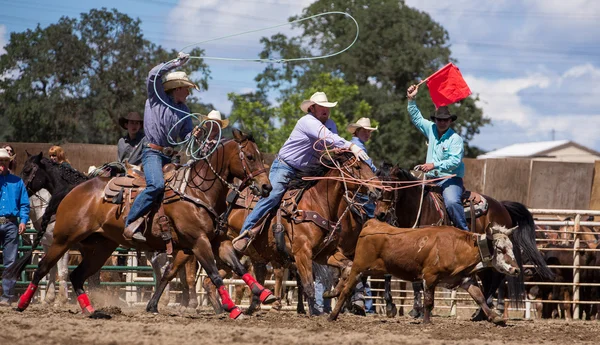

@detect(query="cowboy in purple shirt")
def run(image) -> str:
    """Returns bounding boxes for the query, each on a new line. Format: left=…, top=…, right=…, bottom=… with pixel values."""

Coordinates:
left=0, top=148, right=30, bottom=306
left=124, top=53, right=202, bottom=242
left=232, top=92, right=370, bottom=252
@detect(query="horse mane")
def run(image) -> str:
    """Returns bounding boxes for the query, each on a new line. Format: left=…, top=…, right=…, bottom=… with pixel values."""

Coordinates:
left=40, top=157, right=88, bottom=185
left=285, top=152, right=355, bottom=190
left=390, top=166, right=418, bottom=182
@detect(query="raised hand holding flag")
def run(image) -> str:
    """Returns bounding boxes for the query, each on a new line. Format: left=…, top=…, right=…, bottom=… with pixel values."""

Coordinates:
left=417, top=63, right=471, bottom=108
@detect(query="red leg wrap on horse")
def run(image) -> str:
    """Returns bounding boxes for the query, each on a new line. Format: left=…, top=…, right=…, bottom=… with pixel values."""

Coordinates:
left=217, top=286, right=236, bottom=312
left=242, top=273, right=273, bottom=303
left=17, top=283, right=38, bottom=310
left=229, top=306, right=243, bottom=319
left=77, top=293, right=95, bottom=315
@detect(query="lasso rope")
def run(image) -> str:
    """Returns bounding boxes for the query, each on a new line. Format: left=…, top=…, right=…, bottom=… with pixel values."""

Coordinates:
left=153, top=12, right=359, bottom=161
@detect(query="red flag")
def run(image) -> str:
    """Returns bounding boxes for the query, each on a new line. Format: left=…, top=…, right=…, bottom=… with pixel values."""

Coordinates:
left=424, top=63, right=471, bottom=108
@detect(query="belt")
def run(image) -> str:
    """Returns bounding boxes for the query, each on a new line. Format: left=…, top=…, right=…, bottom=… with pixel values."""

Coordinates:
left=275, top=155, right=298, bottom=171
left=0, top=216, right=18, bottom=225
left=147, top=143, right=178, bottom=157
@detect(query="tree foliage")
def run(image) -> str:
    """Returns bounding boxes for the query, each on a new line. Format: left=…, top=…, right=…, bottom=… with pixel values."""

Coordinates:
left=233, top=0, right=489, bottom=166
left=0, top=8, right=211, bottom=144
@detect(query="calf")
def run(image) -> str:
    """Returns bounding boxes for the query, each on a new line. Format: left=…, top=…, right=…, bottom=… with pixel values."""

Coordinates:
left=329, top=220, right=520, bottom=325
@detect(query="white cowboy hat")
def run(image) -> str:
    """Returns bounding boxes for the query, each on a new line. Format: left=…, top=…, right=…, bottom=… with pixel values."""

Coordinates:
left=347, top=117, right=378, bottom=134
left=162, top=71, right=200, bottom=92
left=300, top=92, right=338, bottom=113
left=200, top=110, right=229, bottom=129
left=0, top=148, right=13, bottom=160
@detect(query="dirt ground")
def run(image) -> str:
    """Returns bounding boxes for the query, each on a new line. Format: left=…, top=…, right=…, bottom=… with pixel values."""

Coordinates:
left=1, top=304, right=599, bottom=345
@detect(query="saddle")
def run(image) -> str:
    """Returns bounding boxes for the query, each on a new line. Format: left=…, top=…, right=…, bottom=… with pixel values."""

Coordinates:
left=102, top=164, right=199, bottom=253
left=424, top=185, right=489, bottom=228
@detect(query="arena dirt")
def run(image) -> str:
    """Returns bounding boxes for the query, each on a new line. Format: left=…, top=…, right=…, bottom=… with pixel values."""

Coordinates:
left=1, top=304, right=597, bottom=345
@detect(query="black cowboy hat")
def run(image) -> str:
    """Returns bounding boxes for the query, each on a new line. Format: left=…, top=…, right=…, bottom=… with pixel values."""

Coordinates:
left=118, top=112, right=143, bottom=130
left=430, top=106, right=457, bottom=122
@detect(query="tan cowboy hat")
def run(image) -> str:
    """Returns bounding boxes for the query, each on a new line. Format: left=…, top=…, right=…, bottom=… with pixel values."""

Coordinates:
left=347, top=117, right=378, bottom=135
left=300, top=92, right=338, bottom=113
left=0, top=148, right=12, bottom=161
left=118, top=112, right=143, bottom=130
left=87, top=165, right=97, bottom=175
left=200, top=110, right=229, bottom=129
left=162, top=71, right=200, bottom=92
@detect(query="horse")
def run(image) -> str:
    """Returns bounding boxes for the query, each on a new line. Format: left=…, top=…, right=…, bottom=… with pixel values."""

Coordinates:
left=9, top=129, right=276, bottom=319
left=374, top=166, right=554, bottom=320
left=145, top=151, right=380, bottom=316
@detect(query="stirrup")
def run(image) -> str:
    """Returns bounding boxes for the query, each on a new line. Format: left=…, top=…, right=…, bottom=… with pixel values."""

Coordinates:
left=124, top=217, right=145, bottom=241
left=232, top=234, right=252, bottom=253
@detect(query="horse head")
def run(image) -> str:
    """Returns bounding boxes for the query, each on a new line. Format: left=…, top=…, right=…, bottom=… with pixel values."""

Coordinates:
left=485, top=223, right=520, bottom=277
left=20, top=152, right=50, bottom=196
left=374, top=163, right=397, bottom=224
left=326, top=151, right=382, bottom=202
left=229, top=128, right=272, bottom=198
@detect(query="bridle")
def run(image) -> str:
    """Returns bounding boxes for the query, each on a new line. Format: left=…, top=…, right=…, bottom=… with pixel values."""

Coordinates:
left=22, top=163, right=40, bottom=195
left=204, top=140, right=267, bottom=195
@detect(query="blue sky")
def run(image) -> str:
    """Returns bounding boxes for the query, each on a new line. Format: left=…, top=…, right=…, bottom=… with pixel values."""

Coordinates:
left=2, top=0, right=600, bottom=152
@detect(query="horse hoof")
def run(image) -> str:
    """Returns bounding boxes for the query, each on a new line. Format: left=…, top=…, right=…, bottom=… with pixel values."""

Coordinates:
left=15, top=307, right=25, bottom=312
left=490, top=315, right=507, bottom=326
left=470, top=308, right=487, bottom=322
left=89, top=311, right=112, bottom=319
left=386, top=303, right=398, bottom=318
left=146, top=305, right=159, bottom=314
left=350, top=304, right=366, bottom=316
left=408, top=308, right=423, bottom=319
left=229, top=307, right=244, bottom=320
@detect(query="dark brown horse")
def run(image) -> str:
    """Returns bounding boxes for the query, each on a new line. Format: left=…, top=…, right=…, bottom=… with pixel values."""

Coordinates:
left=11, top=129, right=276, bottom=319
left=375, top=166, right=554, bottom=319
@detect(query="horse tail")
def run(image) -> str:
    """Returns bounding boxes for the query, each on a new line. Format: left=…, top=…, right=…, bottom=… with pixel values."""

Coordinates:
left=3, top=190, right=68, bottom=281
left=501, top=200, right=555, bottom=280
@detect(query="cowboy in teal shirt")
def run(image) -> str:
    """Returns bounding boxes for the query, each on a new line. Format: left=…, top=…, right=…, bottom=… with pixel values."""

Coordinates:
left=406, top=84, right=468, bottom=230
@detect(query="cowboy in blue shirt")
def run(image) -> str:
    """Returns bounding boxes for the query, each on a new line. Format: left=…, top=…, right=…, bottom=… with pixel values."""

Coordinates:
left=406, top=84, right=468, bottom=231
left=347, top=117, right=378, bottom=217
left=0, top=148, right=30, bottom=306
left=124, top=53, right=203, bottom=242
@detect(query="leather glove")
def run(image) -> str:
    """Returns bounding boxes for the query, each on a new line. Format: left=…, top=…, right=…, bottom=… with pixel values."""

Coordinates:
left=350, top=144, right=370, bottom=162
left=173, top=52, right=190, bottom=67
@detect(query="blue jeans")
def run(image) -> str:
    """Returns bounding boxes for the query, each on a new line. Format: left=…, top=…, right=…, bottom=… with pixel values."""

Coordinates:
left=437, top=176, right=468, bottom=231
left=313, top=263, right=332, bottom=314
left=241, top=158, right=295, bottom=233
left=125, top=148, right=172, bottom=227
left=355, top=193, right=375, bottom=219
left=0, top=221, right=19, bottom=300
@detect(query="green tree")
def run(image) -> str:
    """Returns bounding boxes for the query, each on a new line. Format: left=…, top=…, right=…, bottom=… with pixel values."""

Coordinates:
left=0, top=8, right=211, bottom=144
left=255, top=0, right=489, bottom=166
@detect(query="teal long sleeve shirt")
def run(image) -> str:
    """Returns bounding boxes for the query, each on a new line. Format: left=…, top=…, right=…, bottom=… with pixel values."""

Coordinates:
left=407, top=100, right=465, bottom=178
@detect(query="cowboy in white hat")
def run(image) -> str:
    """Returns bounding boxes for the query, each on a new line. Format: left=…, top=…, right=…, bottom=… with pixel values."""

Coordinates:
left=0, top=148, right=30, bottom=306
left=117, top=111, right=146, bottom=166
left=124, top=52, right=203, bottom=242
left=233, top=91, right=371, bottom=253
left=199, top=110, right=229, bottom=156
left=406, top=84, right=467, bottom=231
left=347, top=117, right=378, bottom=173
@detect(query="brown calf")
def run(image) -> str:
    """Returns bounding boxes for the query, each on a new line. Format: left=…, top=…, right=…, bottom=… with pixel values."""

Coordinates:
left=329, top=220, right=520, bottom=325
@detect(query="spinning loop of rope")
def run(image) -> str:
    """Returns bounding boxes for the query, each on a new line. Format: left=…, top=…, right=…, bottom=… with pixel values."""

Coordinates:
left=154, top=11, right=359, bottom=161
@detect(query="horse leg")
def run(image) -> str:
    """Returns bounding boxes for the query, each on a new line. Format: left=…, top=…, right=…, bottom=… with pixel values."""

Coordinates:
left=217, top=239, right=276, bottom=308
left=56, top=252, right=70, bottom=305
left=383, top=274, right=398, bottom=317
left=69, top=236, right=118, bottom=318
left=201, top=269, right=228, bottom=314
left=471, top=270, right=501, bottom=321
left=146, top=250, right=189, bottom=314
left=193, top=236, right=244, bottom=319
left=42, top=243, right=57, bottom=304
left=294, top=250, right=319, bottom=316
left=184, top=256, right=199, bottom=310
left=398, top=280, right=406, bottom=316
left=409, top=281, right=424, bottom=319
left=323, top=252, right=351, bottom=299
left=295, top=270, right=306, bottom=314
left=17, top=241, right=71, bottom=311
left=268, top=264, right=284, bottom=312
left=146, top=251, right=170, bottom=307
left=461, top=279, right=505, bottom=325
left=245, top=262, right=268, bottom=315
left=329, top=268, right=362, bottom=321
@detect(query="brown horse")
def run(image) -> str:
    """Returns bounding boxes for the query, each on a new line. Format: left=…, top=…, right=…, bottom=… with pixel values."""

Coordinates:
left=12, top=129, right=276, bottom=319
left=374, top=166, right=554, bottom=319
left=144, top=152, right=379, bottom=315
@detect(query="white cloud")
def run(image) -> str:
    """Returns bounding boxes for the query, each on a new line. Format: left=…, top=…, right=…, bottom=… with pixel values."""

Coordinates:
left=0, top=25, right=7, bottom=55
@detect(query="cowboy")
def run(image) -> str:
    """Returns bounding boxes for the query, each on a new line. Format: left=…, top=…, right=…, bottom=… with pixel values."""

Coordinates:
left=347, top=117, right=378, bottom=217
left=233, top=91, right=370, bottom=252
left=0, top=148, right=30, bottom=306
left=124, top=52, right=202, bottom=242
left=200, top=110, right=229, bottom=156
left=406, top=84, right=468, bottom=230
left=118, top=111, right=146, bottom=166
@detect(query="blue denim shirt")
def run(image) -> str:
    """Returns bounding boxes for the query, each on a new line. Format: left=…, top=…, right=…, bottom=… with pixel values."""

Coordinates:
left=407, top=100, right=465, bottom=178
left=0, top=173, right=30, bottom=224
left=350, top=136, right=376, bottom=172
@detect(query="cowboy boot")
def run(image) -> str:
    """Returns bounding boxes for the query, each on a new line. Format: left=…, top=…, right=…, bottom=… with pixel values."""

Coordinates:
left=232, top=232, right=253, bottom=253
left=124, top=217, right=146, bottom=243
